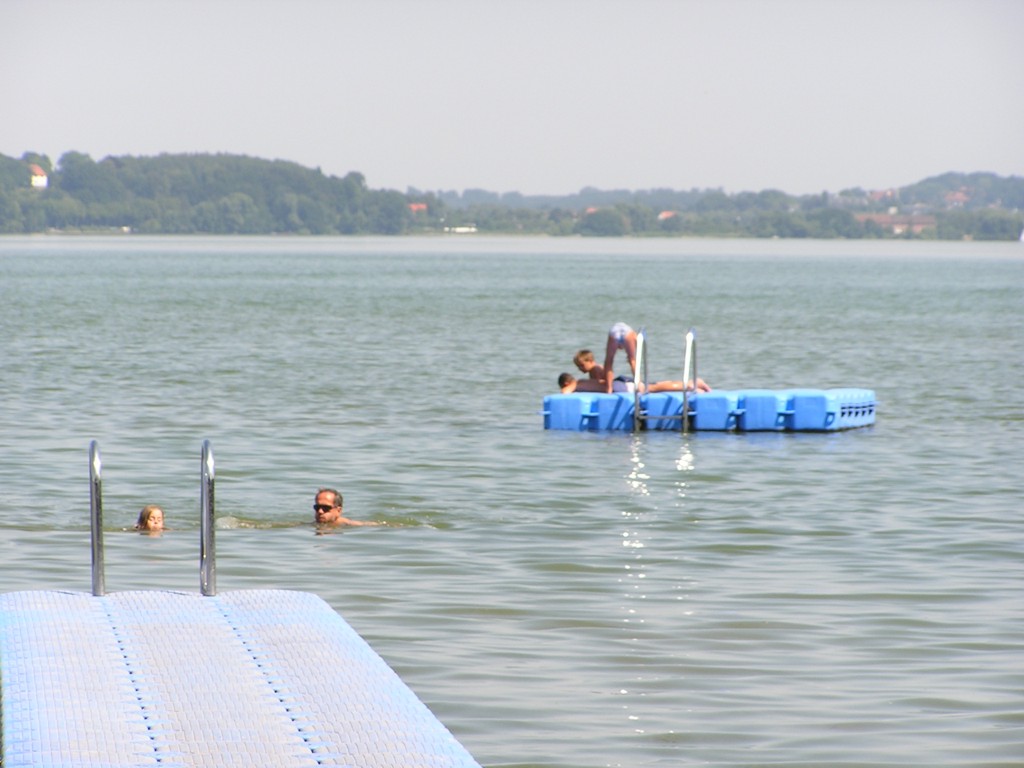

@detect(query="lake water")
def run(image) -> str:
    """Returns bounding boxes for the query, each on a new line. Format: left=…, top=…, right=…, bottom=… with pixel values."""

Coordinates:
left=1, top=235, right=1021, bottom=767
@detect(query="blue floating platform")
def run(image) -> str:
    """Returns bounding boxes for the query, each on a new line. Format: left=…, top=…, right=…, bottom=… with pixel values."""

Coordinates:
left=543, top=388, right=877, bottom=432
left=0, top=589, right=482, bottom=768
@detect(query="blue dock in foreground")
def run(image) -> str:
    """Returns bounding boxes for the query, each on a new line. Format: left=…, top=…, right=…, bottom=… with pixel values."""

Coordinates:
left=0, top=589, right=482, bottom=768
left=543, top=388, right=877, bottom=432
left=1, top=441, right=482, bottom=767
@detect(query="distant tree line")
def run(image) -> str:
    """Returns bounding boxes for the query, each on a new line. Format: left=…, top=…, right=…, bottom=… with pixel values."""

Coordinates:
left=0, top=152, right=412, bottom=235
left=1, top=151, right=1021, bottom=240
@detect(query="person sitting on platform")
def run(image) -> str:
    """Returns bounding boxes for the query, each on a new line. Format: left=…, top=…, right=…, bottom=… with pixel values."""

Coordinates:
left=572, top=348, right=607, bottom=385
left=602, top=322, right=639, bottom=393
left=558, top=373, right=712, bottom=395
left=135, top=504, right=165, bottom=532
left=314, top=488, right=381, bottom=527
left=560, top=372, right=638, bottom=394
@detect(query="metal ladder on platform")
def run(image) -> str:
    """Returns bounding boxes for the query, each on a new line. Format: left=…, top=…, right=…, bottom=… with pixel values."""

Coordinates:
left=89, top=439, right=218, bottom=597
left=631, top=327, right=699, bottom=434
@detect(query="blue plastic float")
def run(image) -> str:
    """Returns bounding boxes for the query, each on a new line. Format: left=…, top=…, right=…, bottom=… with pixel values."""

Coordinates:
left=546, top=327, right=876, bottom=432
left=543, top=387, right=877, bottom=432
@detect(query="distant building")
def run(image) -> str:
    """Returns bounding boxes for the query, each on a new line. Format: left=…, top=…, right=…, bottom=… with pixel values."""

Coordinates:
left=855, top=213, right=936, bottom=236
left=29, top=164, right=48, bottom=189
left=657, top=211, right=677, bottom=221
left=408, top=202, right=428, bottom=213
left=944, top=189, right=969, bottom=208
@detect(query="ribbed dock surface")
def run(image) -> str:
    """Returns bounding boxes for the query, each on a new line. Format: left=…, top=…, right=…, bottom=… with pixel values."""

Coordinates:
left=0, top=589, right=482, bottom=768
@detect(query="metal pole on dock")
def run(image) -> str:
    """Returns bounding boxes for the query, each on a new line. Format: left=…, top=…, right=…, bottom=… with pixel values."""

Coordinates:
left=682, top=328, right=697, bottom=435
left=89, top=440, right=105, bottom=596
left=633, top=328, right=647, bottom=431
left=200, top=440, right=216, bottom=596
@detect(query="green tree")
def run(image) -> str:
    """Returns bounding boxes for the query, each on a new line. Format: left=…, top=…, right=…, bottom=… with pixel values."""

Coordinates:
left=0, top=155, right=31, bottom=191
left=367, top=190, right=410, bottom=234
left=56, top=152, right=127, bottom=204
left=658, top=212, right=686, bottom=234
left=21, top=151, right=52, bottom=174
left=967, top=209, right=1023, bottom=240
left=806, top=208, right=863, bottom=238
left=746, top=210, right=811, bottom=238
left=0, top=190, right=23, bottom=232
left=578, top=208, right=628, bottom=236
left=861, top=218, right=886, bottom=239
left=693, top=190, right=735, bottom=214
left=297, top=195, right=334, bottom=234
left=272, top=192, right=304, bottom=231
left=192, top=193, right=265, bottom=233
left=544, top=207, right=577, bottom=236
left=40, top=193, right=87, bottom=229
left=618, top=203, right=654, bottom=234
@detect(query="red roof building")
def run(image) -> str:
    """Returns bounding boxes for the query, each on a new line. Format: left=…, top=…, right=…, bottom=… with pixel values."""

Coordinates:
left=29, top=164, right=48, bottom=189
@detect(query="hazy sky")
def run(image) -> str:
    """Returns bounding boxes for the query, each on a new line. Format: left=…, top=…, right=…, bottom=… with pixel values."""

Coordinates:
left=3, top=0, right=1022, bottom=196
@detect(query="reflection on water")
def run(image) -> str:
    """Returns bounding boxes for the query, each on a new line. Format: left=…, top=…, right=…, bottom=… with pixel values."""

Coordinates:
left=626, top=436, right=650, bottom=496
left=674, top=442, right=694, bottom=475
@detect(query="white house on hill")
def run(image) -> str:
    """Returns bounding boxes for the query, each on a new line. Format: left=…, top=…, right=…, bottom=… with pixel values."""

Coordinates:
left=29, top=164, right=48, bottom=188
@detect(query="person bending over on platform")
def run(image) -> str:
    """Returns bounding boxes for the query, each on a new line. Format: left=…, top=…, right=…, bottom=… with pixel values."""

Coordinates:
left=135, top=504, right=165, bottom=532
left=602, top=322, right=639, bottom=393
left=559, top=373, right=711, bottom=395
left=314, top=488, right=381, bottom=527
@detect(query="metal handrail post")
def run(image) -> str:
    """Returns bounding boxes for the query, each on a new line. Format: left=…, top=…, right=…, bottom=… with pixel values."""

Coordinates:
left=682, top=328, right=697, bottom=435
left=89, top=440, right=105, bottom=596
left=200, top=440, right=216, bottom=596
left=641, top=328, right=649, bottom=393
left=633, top=327, right=647, bottom=431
